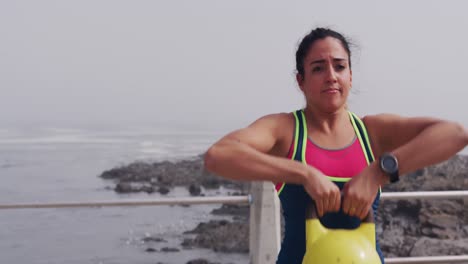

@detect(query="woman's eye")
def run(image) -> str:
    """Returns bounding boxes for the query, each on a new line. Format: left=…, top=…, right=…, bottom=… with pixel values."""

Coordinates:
left=335, top=64, right=346, bottom=71
left=312, top=66, right=322, bottom=72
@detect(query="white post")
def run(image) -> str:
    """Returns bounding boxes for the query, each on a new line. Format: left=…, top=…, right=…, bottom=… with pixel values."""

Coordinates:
left=249, top=181, right=281, bottom=264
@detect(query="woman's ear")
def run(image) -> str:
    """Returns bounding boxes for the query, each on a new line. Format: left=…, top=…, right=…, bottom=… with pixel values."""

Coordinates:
left=296, top=73, right=304, bottom=92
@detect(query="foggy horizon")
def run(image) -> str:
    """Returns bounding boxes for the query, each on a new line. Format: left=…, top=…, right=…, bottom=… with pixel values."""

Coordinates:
left=1, top=1, right=467, bottom=137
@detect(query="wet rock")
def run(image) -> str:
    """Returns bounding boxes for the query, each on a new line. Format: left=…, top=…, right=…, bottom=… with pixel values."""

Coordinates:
left=186, top=259, right=220, bottom=264
left=160, top=247, right=180, bottom=252
left=419, top=211, right=460, bottom=239
left=101, top=162, right=159, bottom=181
left=114, top=182, right=154, bottom=193
left=211, top=204, right=249, bottom=220
left=114, top=182, right=133, bottom=193
left=182, top=220, right=248, bottom=253
left=410, top=237, right=468, bottom=256
left=382, top=155, right=468, bottom=192
left=158, top=186, right=170, bottom=195
left=186, top=259, right=209, bottom=264
left=189, top=183, right=202, bottom=196
left=377, top=155, right=468, bottom=257
left=100, top=154, right=250, bottom=194
left=142, top=237, right=166, bottom=243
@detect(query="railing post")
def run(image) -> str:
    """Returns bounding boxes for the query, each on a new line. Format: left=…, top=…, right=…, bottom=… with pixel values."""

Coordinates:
left=249, top=181, right=281, bottom=264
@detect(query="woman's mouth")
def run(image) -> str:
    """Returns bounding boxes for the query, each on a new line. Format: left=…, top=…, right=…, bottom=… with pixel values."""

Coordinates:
left=322, top=88, right=340, bottom=94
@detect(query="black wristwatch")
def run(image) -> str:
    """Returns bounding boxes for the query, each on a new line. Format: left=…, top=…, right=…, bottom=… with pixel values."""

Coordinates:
left=379, top=152, right=399, bottom=183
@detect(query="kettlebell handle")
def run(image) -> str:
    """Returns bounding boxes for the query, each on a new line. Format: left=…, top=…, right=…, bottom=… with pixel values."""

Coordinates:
left=305, top=198, right=374, bottom=223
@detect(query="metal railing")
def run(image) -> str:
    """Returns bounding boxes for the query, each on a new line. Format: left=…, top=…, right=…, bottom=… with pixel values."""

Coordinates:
left=386, top=255, right=468, bottom=263
left=0, top=196, right=250, bottom=209
left=1, top=190, right=467, bottom=210
left=1, top=187, right=467, bottom=264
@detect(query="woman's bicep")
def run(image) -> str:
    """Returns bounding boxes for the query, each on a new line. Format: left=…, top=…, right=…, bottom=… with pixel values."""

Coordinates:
left=363, top=114, right=441, bottom=155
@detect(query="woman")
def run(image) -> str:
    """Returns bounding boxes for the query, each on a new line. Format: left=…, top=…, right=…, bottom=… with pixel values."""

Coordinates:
left=204, top=28, right=468, bottom=263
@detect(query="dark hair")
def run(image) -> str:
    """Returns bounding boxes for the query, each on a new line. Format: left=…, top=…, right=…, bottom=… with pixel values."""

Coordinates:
left=295, top=28, right=352, bottom=77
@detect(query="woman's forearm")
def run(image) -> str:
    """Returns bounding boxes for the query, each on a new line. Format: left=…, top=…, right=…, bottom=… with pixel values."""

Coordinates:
left=204, top=138, right=315, bottom=184
left=393, top=121, right=468, bottom=176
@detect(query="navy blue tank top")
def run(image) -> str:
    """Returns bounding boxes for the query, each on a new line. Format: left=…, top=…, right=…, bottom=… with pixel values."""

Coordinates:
left=275, top=110, right=384, bottom=264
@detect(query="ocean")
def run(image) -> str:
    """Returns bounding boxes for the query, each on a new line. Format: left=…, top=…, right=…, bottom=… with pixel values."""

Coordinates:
left=1, top=124, right=466, bottom=264
left=0, top=126, right=248, bottom=264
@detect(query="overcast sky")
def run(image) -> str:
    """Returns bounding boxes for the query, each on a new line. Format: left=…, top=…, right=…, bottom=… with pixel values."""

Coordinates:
left=1, top=0, right=467, bottom=135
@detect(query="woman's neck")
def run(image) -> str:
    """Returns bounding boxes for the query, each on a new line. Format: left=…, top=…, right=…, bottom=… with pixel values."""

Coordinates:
left=303, top=106, right=350, bottom=135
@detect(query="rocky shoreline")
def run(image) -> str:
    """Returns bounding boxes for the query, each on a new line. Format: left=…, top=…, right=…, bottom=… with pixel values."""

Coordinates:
left=99, top=154, right=468, bottom=262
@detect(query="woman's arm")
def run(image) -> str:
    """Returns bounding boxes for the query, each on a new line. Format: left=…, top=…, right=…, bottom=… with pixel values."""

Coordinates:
left=343, top=114, right=468, bottom=219
left=364, top=114, right=468, bottom=177
left=204, top=113, right=307, bottom=183
left=204, top=113, right=342, bottom=216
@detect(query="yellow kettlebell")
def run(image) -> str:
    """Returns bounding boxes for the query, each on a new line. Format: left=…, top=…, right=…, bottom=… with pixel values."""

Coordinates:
left=302, top=201, right=381, bottom=264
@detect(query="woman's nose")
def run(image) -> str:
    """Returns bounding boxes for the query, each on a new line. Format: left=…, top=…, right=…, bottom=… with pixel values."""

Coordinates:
left=325, top=66, right=338, bottom=82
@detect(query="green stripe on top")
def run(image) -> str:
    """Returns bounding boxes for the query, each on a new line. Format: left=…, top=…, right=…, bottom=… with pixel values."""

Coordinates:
left=326, top=176, right=352, bottom=182
left=349, top=112, right=371, bottom=165
left=291, top=111, right=300, bottom=162
left=349, top=112, right=381, bottom=193
left=299, top=110, right=308, bottom=164
left=350, top=112, right=375, bottom=162
left=277, top=183, right=286, bottom=195
left=277, top=111, right=302, bottom=196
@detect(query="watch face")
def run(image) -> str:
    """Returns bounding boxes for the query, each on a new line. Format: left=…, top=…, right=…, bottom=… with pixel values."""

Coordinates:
left=380, top=153, right=399, bottom=183
left=382, top=155, right=398, bottom=173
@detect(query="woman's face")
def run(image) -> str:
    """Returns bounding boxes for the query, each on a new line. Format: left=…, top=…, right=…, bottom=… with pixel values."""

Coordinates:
left=297, top=37, right=352, bottom=113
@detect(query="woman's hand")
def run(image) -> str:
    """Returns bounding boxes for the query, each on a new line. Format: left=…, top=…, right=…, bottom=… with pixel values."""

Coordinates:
left=342, top=162, right=387, bottom=219
left=302, top=166, right=342, bottom=217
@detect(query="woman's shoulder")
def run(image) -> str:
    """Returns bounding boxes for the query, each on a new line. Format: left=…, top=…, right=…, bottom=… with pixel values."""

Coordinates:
left=251, top=112, right=296, bottom=130
left=247, top=112, right=296, bottom=142
left=254, top=112, right=296, bottom=156
left=259, top=111, right=295, bottom=121
left=361, top=113, right=410, bottom=130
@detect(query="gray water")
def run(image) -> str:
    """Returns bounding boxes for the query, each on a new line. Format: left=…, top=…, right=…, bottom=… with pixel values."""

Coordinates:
left=0, top=126, right=248, bottom=264
left=1, top=125, right=466, bottom=264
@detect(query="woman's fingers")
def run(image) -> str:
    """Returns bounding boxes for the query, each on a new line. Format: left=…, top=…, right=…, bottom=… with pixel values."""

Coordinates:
left=302, top=169, right=342, bottom=217
left=355, top=202, right=367, bottom=219
left=327, top=191, right=341, bottom=213
left=316, top=199, right=324, bottom=217
left=334, top=191, right=342, bottom=212
left=342, top=191, right=351, bottom=215
left=343, top=194, right=370, bottom=218
left=360, top=202, right=373, bottom=220
left=322, top=189, right=341, bottom=215
left=322, top=197, right=329, bottom=214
